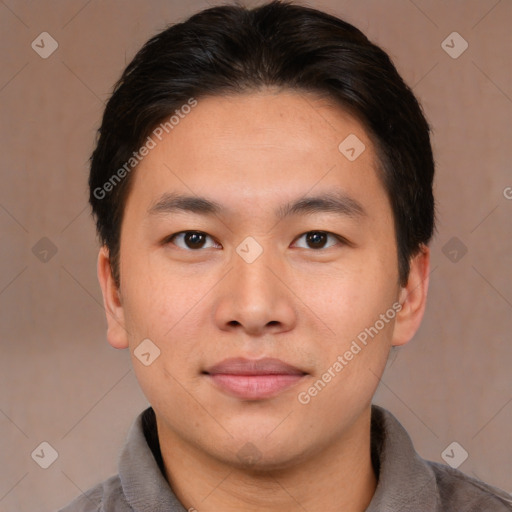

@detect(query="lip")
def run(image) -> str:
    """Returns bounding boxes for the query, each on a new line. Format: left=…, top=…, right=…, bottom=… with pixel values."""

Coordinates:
left=203, top=357, right=307, bottom=400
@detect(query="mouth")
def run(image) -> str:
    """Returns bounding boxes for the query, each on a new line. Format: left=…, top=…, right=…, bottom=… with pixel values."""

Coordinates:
left=203, top=357, right=308, bottom=400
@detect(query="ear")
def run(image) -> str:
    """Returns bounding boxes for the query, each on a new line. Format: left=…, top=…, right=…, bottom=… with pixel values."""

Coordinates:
left=392, top=245, right=430, bottom=347
left=97, top=245, right=129, bottom=349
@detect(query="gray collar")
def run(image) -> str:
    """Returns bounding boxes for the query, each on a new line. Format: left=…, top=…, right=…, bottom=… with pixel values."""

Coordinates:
left=366, top=405, right=439, bottom=511
left=117, top=405, right=440, bottom=511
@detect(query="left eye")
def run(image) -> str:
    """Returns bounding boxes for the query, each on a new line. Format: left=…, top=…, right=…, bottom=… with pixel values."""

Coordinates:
left=165, top=230, right=343, bottom=250
left=293, top=231, right=342, bottom=250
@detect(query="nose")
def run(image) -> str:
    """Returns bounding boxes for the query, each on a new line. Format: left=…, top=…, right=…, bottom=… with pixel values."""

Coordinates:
left=212, top=244, right=298, bottom=336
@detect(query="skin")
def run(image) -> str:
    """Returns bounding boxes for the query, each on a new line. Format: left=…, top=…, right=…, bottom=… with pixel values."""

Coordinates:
left=97, top=89, right=430, bottom=512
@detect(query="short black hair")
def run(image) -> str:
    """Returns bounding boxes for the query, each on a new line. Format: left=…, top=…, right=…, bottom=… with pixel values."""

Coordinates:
left=89, top=0, right=436, bottom=288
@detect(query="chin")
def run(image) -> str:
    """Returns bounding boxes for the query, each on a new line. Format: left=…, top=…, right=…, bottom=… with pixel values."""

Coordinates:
left=209, top=434, right=315, bottom=474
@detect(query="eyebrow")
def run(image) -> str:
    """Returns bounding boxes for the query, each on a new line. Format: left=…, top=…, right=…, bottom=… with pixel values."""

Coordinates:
left=147, top=191, right=367, bottom=220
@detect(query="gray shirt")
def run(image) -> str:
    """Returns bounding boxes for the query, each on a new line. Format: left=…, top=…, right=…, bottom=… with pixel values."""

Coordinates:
left=59, top=405, right=512, bottom=511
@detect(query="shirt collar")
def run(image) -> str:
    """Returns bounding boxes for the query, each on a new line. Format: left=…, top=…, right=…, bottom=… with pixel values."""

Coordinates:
left=118, top=405, right=440, bottom=511
left=366, top=405, right=440, bottom=511
left=118, top=407, right=186, bottom=512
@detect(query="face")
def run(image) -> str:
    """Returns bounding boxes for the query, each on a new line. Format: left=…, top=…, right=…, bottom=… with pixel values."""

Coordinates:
left=98, top=89, right=429, bottom=470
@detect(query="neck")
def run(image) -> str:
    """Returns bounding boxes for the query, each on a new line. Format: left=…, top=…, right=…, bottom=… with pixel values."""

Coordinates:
left=156, top=406, right=377, bottom=512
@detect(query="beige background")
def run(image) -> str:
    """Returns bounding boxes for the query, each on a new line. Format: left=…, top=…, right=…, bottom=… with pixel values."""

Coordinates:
left=1, top=0, right=511, bottom=510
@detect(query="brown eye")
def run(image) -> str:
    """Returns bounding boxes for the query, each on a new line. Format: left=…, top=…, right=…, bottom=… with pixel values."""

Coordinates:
left=294, top=231, right=342, bottom=250
left=167, top=231, right=219, bottom=250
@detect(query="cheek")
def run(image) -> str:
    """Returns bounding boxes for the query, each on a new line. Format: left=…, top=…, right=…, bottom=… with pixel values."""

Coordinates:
left=120, top=259, right=211, bottom=379
left=120, top=246, right=174, bottom=328
left=303, top=265, right=398, bottom=409
left=299, top=284, right=396, bottom=423
left=307, top=258, right=397, bottom=338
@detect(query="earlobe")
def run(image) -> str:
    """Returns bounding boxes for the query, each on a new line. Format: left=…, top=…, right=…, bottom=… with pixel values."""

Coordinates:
left=392, top=245, right=430, bottom=347
left=97, top=246, right=129, bottom=349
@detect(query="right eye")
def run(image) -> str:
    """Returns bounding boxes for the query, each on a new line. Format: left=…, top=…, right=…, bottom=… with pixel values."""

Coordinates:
left=164, top=231, right=221, bottom=250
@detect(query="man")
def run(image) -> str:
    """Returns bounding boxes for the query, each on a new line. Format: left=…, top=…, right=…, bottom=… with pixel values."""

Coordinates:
left=61, top=1, right=512, bottom=510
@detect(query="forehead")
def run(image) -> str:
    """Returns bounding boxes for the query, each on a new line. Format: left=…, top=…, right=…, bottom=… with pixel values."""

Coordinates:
left=125, top=89, right=388, bottom=220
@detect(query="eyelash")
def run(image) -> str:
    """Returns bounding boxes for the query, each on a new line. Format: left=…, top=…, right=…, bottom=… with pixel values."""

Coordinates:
left=163, top=230, right=347, bottom=251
